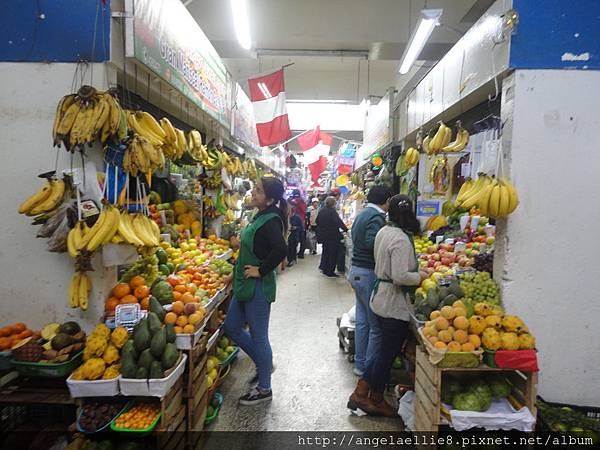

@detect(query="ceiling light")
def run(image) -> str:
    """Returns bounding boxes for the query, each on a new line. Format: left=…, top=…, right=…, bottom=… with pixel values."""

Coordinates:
left=230, top=0, right=252, bottom=50
left=399, top=9, right=443, bottom=74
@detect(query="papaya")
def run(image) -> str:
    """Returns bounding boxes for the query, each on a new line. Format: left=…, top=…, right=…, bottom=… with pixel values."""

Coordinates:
left=165, top=323, right=176, bottom=343
left=149, top=297, right=165, bottom=322
left=150, top=360, right=164, bottom=379
left=148, top=312, right=162, bottom=334
left=121, top=340, right=137, bottom=361
left=133, top=318, right=151, bottom=352
left=150, top=327, right=166, bottom=358
left=135, top=367, right=148, bottom=379
left=138, top=348, right=155, bottom=370
left=161, top=343, right=178, bottom=369
left=120, top=357, right=136, bottom=378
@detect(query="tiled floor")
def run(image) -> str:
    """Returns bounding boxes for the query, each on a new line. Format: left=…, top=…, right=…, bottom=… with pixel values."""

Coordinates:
left=208, top=254, right=402, bottom=431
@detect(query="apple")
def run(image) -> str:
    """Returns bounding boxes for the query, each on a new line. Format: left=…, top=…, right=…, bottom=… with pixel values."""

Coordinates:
left=432, top=253, right=441, bottom=261
left=447, top=254, right=456, bottom=264
left=428, top=260, right=435, bottom=268
left=441, top=257, right=451, bottom=266
left=433, top=261, right=442, bottom=269
left=486, top=236, right=496, bottom=245
left=419, top=255, right=428, bottom=261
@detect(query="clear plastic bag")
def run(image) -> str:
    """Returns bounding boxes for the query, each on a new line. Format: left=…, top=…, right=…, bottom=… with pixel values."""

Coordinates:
left=47, top=216, right=70, bottom=253
left=398, top=390, right=416, bottom=430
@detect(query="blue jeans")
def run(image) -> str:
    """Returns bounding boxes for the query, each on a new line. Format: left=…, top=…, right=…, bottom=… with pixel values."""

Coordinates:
left=365, top=315, right=409, bottom=393
left=349, top=265, right=382, bottom=374
left=224, top=280, right=273, bottom=390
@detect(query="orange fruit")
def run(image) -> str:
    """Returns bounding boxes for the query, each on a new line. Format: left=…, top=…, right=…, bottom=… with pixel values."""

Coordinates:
left=140, top=296, right=150, bottom=311
left=129, top=275, right=146, bottom=289
left=174, top=326, right=183, bottom=334
left=453, top=329, right=469, bottom=344
left=165, top=312, right=178, bottom=325
left=171, top=301, right=185, bottom=315
left=447, top=341, right=462, bottom=352
left=434, top=341, right=447, bottom=350
left=105, top=297, right=119, bottom=312
left=167, top=275, right=182, bottom=286
left=174, top=285, right=187, bottom=294
left=183, top=324, right=194, bottom=334
left=13, top=323, right=26, bottom=333
left=17, top=330, right=33, bottom=340
left=172, top=291, right=182, bottom=301
left=120, top=294, right=138, bottom=304
left=188, top=312, right=203, bottom=325
left=112, top=283, right=131, bottom=299
left=180, top=292, right=194, bottom=304
left=134, top=285, right=150, bottom=299
left=0, top=327, right=12, bottom=338
left=176, top=315, right=188, bottom=327
left=186, top=283, right=197, bottom=294
left=461, top=342, right=475, bottom=352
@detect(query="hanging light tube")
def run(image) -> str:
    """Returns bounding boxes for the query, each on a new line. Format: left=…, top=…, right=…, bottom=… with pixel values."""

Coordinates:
left=230, top=0, right=252, bottom=50
left=399, top=9, right=443, bottom=74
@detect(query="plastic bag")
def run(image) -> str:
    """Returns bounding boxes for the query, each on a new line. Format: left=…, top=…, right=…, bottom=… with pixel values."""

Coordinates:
left=36, top=203, right=71, bottom=238
left=47, top=216, right=70, bottom=252
left=398, top=390, right=416, bottom=430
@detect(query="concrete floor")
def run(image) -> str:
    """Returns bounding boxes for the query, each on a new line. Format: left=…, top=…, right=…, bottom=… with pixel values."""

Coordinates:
left=209, top=254, right=403, bottom=431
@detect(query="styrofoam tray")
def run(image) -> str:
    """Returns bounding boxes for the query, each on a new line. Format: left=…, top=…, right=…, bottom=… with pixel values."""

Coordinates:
left=67, top=375, right=121, bottom=398
left=120, top=353, right=187, bottom=398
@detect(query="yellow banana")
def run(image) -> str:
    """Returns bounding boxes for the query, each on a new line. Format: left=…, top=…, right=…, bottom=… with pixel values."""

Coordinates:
left=78, top=272, right=91, bottom=311
left=488, top=185, right=501, bottom=218
left=53, top=94, right=76, bottom=145
left=457, top=175, right=486, bottom=207
left=159, top=117, right=177, bottom=144
left=56, top=102, right=81, bottom=137
left=497, top=185, right=510, bottom=218
left=478, top=180, right=496, bottom=217
left=132, top=214, right=155, bottom=246
left=441, top=125, right=452, bottom=148
left=67, top=227, right=78, bottom=258
left=28, top=179, right=66, bottom=215
left=461, top=176, right=491, bottom=209
left=429, top=122, right=447, bottom=153
left=81, top=207, right=109, bottom=251
left=136, top=111, right=166, bottom=143
left=69, top=272, right=81, bottom=308
left=456, top=178, right=473, bottom=204
left=500, top=177, right=519, bottom=214
left=442, top=125, right=469, bottom=152
left=19, top=181, right=53, bottom=214
left=118, top=211, right=145, bottom=246
left=86, top=206, right=118, bottom=251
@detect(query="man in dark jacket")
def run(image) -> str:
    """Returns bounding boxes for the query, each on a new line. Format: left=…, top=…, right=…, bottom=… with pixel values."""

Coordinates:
left=316, top=196, right=348, bottom=278
left=349, top=185, right=393, bottom=376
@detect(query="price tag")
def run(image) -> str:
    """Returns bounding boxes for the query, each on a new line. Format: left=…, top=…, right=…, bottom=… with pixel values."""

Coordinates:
left=461, top=163, right=471, bottom=177
left=115, top=304, right=143, bottom=331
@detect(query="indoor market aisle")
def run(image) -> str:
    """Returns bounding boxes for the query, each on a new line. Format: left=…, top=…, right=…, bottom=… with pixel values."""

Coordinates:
left=211, top=254, right=401, bottom=431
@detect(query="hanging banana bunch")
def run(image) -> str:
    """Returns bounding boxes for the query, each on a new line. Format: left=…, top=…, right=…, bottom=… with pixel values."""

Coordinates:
left=404, top=147, right=420, bottom=168
left=442, top=121, right=470, bottom=152
left=426, top=121, right=453, bottom=155
left=53, top=86, right=124, bottom=149
left=122, top=134, right=165, bottom=177
left=455, top=175, right=519, bottom=219
left=18, top=177, right=67, bottom=216
left=68, top=271, right=92, bottom=310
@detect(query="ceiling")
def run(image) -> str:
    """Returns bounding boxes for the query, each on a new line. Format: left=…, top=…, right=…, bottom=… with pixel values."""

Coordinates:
left=187, top=0, right=493, bottom=136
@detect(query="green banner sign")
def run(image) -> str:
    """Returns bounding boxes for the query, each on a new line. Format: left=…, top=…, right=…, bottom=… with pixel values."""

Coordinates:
left=133, top=0, right=230, bottom=128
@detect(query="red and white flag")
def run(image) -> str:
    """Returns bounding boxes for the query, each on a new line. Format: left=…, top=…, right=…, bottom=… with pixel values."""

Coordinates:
left=248, top=69, right=292, bottom=146
left=298, top=126, right=332, bottom=183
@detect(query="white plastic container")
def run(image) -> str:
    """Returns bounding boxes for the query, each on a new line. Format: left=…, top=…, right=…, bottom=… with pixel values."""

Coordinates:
left=66, top=375, right=121, bottom=398
left=120, top=353, right=187, bottom=398
left=175, top=319, right=208, bottom=350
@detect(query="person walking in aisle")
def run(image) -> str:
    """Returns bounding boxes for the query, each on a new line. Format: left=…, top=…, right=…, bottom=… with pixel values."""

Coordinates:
left=289, top=189, right=307, bottom=259
left=349, top=185, right=393, bottom=377
left=287, top=205, right=304, bottom=267
left=224, top=176, right=287, bottom=406
left=316, top=196, right=348, bottom=277
left=306, top=198, right=319, bottom=255
left=348, top=194, right=427, bottom=417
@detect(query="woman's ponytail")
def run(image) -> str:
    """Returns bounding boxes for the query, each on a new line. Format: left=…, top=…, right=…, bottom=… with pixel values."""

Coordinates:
left=260, top=176, right=289, bottom=233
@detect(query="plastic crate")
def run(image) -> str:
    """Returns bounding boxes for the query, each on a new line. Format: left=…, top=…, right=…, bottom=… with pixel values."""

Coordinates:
left=110, top=401, right=162, bottom=435
left=76, top=400, right=128, bottom=434
left=10, top=351, right=83, bottom=378
left=204, top=392, right=223, bottom=425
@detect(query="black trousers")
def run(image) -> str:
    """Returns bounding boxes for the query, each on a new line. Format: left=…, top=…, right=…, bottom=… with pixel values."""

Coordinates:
left=298, top=228, right=307, bottom=256
left=287, top=233, right=299, bottom=263
left=320, top=239, right=339, bottom=275
left=337, top=240, right=346, bottom=273
left=365, top=315, right=409, bottom=393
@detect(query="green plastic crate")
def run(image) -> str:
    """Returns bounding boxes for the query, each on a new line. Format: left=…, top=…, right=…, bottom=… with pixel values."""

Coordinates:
left=110, top=401, right=162, bottom=435
left=10, top=351, right=83, bottom=378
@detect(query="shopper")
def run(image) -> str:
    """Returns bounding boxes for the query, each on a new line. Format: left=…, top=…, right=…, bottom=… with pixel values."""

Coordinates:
left=349, top=184, right=393, bottom=377
left=224, top=176, right=288, bottom=406
left=316, top=196, right=348, bottom=277
left=289, top=189, right=307, bottom=259
left=287, top=205, right=304, bottom=267
left=306, top=198, right=319, bottom=254
left=348, top=194, right=427, bottom=417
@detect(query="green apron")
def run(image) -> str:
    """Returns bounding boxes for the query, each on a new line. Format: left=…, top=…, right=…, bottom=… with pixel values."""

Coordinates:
left=233, top=212, right=281, bottom=303
left=372, top=226, right=419, bottom=299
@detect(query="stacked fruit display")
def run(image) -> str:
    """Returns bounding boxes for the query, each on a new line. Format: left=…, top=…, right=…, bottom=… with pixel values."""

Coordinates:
left=418, top=242, right=477, bottom=276
left=174, top=264, right=230, bottom=300
left=459, top=271, right=501, bottom=306
left=413, top=279, right=467, bottom=321
left=164, top=300, right=206, bottom=334
left=13, top=321, right=85, bottom=363
left=120, top=312, right=179, bottom=379
left=442, top=374, right=512, bottom=412
left=160, top=236, right=231, bottom=268
left=113, top=403, right=161, bottom=430
left=414, top=236, right=434, bottom=254
left=455, top=175, right=519, bottom=219
left=71, top=324, right=128, bottom=380
left=421, top=300, right=481, bottom=353
left=105, top=275, right=152, bottom=314
left=0, top=323, right=35, bottom=351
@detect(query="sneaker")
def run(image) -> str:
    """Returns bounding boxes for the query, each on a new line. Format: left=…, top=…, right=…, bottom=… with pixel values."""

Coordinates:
left=297, top=254, right=305, bottom=259
left=239, top=386, right=273, bottom=406
left=324, top=273, right=339, bottom=278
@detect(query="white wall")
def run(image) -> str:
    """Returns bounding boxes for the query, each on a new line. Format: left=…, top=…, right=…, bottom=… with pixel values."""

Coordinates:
left=497, top=70, right=600, bottom=406
left=0, top=63, right=115, bottom=332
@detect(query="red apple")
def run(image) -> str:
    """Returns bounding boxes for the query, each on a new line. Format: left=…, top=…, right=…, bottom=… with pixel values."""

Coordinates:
left=432, top=254, right=441, bottom=261
left=433, top=261, right=442, bottom=269
left=428, top=260, right=435, bottom=268
left=441, top=257, right=452, bottom=266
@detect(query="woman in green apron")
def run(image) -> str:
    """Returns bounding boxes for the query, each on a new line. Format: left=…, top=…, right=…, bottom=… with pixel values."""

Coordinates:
left=348, top=195, right=428, bottom=417
left=224, top=176, right=288, bottom=406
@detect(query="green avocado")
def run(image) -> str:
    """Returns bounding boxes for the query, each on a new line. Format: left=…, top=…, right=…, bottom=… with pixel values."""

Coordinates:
left=165, top=323, right=176, bottom=343
left=150, top=327, right=167, bottom=359
left=442, top=294, right=458, bottom=307
left=138, top=348, right=155, bottom=370
left=161, top=343, right=178, bottom=370
left=427, top=289, right=439, bottom=309
left=133, top=318, right=151, bottom=352
left=135, top=367, right=148, bottom=379
left=149, top=297, right=165, bottom=322
left=147, top=312, right=162, bottom=335
left=149, top=360, right=164, bottom=379
left=120, top=357, right=136, bottom=378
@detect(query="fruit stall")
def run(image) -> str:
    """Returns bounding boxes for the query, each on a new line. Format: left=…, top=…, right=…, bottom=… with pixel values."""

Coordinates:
left=0, top=73, right=264, bottom=448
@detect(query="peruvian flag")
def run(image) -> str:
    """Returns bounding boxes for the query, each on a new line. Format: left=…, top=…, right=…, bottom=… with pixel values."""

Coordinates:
left=248, top=69, right=292, bottom=146
left=298, top=126, right=332, bottom=183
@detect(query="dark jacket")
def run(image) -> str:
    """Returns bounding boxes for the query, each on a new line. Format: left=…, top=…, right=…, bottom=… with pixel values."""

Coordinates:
left=351, top=205, right=387, bottom=269
left=316, top=207, right=348, bottom=243
left=253, top=205, right=288, bottom=276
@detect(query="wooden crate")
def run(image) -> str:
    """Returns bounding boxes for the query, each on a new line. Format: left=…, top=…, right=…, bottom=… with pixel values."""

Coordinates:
left=414, top=346, right=538, bottom=433
left=183, top=333, right=208, bottom=399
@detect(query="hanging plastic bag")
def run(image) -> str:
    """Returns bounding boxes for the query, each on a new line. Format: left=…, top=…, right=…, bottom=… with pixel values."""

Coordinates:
left=47, top=216, right=70, bottom=253
left=398, top=390, right=416, bottom=430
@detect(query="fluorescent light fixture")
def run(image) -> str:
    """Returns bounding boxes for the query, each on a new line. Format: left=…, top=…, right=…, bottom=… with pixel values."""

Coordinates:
left=257, top=82, right=271, bottom=98
left=230, top=0, right=252, bottom=50
left=399, top=9, right=443, bottom=74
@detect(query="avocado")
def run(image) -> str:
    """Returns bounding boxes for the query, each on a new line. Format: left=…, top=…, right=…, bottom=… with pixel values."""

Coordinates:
left=59, top=321, right=81, bottom=336
left=149, top=360, right=164, bottom=379
left=147, top=312, right=162, bottom=335
left=121, top=340, right=138, bottom=361
left=133, top=318, right=151, bottom=352
left=442, top=294, right=458, bottom=307
left=150, top=327, right=166, bottom=358
left=165, top=323, right=176, bottom=344
left=149, top=297, right=165, bottom=322
left=156, top=249, right=168, bottom=265
left=51, top=332, right=76, bottom=351
left=438, top=286, right=450, bottom=300
left=135, top=367, right=148, bottom=379
left=120, top=357, right=136, bottom=378
left=449, top=280, right=464, bottom=298
left=161, top=343, right=178, bottom=369
left=138, top=348, right=155, bottom=370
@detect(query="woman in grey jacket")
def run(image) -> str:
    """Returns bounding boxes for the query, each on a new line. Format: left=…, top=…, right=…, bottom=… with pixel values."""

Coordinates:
left=348, top=194, right=428, bottom=417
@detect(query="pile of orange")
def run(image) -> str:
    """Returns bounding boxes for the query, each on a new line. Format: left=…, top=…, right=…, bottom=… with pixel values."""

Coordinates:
left=0, top=323, right=35, bottom=351
left=105, top=275, right=151, bottom=314
left=164, top=300, right=206, bottom=334
left=172, top=267, right=225, bottom=299
left=114, top=403, right=160, bottom=430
